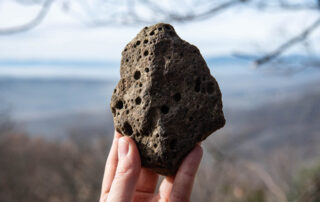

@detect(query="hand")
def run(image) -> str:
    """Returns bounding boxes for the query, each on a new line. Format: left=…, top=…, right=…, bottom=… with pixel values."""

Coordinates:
left=100, top=131, right=203, bottom=202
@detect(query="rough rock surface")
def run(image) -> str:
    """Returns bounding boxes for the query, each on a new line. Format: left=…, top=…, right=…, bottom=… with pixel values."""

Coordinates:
left=110, top=23, right=225, bottom=175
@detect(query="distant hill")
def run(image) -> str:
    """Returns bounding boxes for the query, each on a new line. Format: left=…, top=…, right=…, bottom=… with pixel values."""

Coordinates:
left=17, top=78, right=320, bottom=166
left=211, top=80, right=320, bottom=164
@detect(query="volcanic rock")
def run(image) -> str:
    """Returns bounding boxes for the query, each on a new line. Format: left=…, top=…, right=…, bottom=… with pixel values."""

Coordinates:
left=110, top=23, right=225, bottom=175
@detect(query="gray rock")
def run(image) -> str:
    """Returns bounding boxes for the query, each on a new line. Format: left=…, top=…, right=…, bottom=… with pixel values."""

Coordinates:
left=110, top=23, right=225, bottom=175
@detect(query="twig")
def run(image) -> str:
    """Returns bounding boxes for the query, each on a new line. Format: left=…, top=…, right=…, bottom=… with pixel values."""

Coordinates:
left=166, top=0, right=247, bottom=22
left=243, top=161, right=288, bottom=202
left=254, top=17, right=320, bottom=67
left=88, top=0, right=246, bottom=26
left=0, top=0, right=55, bottom=35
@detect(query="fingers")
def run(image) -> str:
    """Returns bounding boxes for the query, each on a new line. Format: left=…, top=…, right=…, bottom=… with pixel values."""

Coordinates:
left=158, top=176, right=174, bottom=200
left=169, top=145, right=203, bottom=202
left=100, top=131, right=122, bottom=200
left=136, top=168, right=159, bottom=193
left=106, top=136, right=141, bottom=202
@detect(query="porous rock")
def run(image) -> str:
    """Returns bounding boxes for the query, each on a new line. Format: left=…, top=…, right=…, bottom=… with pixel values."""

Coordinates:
left=110, top=23, right=225, bottom=175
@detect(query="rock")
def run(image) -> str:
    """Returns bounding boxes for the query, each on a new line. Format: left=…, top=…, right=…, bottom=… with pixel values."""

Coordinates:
left=110, top=23, right=225, bottom=176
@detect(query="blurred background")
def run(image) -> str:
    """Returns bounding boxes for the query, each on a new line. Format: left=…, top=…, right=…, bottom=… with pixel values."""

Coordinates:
left=0, top=0, right=320, bottom=201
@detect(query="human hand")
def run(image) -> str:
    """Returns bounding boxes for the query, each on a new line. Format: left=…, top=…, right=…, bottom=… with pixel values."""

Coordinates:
left=99, top=131, right=203, bottom=202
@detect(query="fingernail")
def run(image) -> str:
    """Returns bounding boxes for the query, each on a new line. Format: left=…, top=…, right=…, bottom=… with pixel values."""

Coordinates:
left=118, top=138, right=129, bottom=158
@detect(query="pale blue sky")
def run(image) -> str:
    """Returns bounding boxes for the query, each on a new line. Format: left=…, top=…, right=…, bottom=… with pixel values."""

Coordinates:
left=0, top=0, right=319, bottom=62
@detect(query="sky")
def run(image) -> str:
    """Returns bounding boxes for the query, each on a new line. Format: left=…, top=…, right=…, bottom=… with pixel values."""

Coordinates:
left=1, top=1, right=320, bottom=119
left=0, top=0, right=319, bottom=63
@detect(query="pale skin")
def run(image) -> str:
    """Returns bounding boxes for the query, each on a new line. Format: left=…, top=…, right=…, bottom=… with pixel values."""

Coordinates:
left=100, top=131, right=203, bottom=202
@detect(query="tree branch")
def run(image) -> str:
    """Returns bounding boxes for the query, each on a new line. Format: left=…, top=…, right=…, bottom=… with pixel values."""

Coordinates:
left=164, top=0, right=248, bottom=22
left=254, top=17, right=320, bottom=66
left=87, top=0, right=247, bottom=27
left=247, top=0, right=319, bottom=10
left=0, top=0, right=55, bottom=35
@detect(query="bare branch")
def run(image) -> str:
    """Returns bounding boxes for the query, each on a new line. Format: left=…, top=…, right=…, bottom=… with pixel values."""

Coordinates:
left=253, top=1, right=319, bottom=11
left=163, top=0, right=247, bottom=22
left=0, top=0, right=316, bottom=37
left=254, top=17, right=320, bottom=66
left=87, top=0, right=247, bottom=27
left=0, top=0, right=55, bottom=35
left=243, top=161, right=288, bottom=202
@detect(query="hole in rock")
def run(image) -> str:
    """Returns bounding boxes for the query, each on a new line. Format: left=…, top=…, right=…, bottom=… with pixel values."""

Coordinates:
left=153, top=144, right=157, bottom=148
left=145, top=68, right=149, bottom=72
left=161, top=105, right=169, bottom=114
left=195, top=77, right=201, bottom=92
left=173, top=93, right=181, bottom=102
left=150, top=30, right=154, bottom=35
left=158, top=27, right=162, bottom=31
left=164, top=25, right=171, bottom=30
left=139, top=83, right=143, bottom=87
left=135, top=97, right=141, bottom=105
left=170, top=139, right=177, bottom=150
left=134, top=71, right=141, bottom=80
left=126, top=59, right=129, bottom=62
left=144, top=50, right=149, bottom=56
left=136, top=132, right=140, bottom=137
left=207, top=82, right=214, bottom=94
left=115, top=100, right=123, bottom=109
left=144, top=39, right=148, bottom=44
left=136, top=41, right=141, bottom=46
left=124, top=48, right=127, bottom=52
left=123, top=122, right=133, bottom=135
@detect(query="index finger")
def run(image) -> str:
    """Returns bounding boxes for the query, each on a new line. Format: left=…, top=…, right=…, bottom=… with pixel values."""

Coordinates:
left=100, top=131, right=122, bottom=199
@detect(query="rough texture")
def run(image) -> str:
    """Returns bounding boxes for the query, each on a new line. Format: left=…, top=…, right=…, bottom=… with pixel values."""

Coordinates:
left=110, top=23, right=225, bottom=176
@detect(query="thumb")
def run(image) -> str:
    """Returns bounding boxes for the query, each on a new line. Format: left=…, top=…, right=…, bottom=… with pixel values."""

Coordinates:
left=106, top=136, right=141, bottom=202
